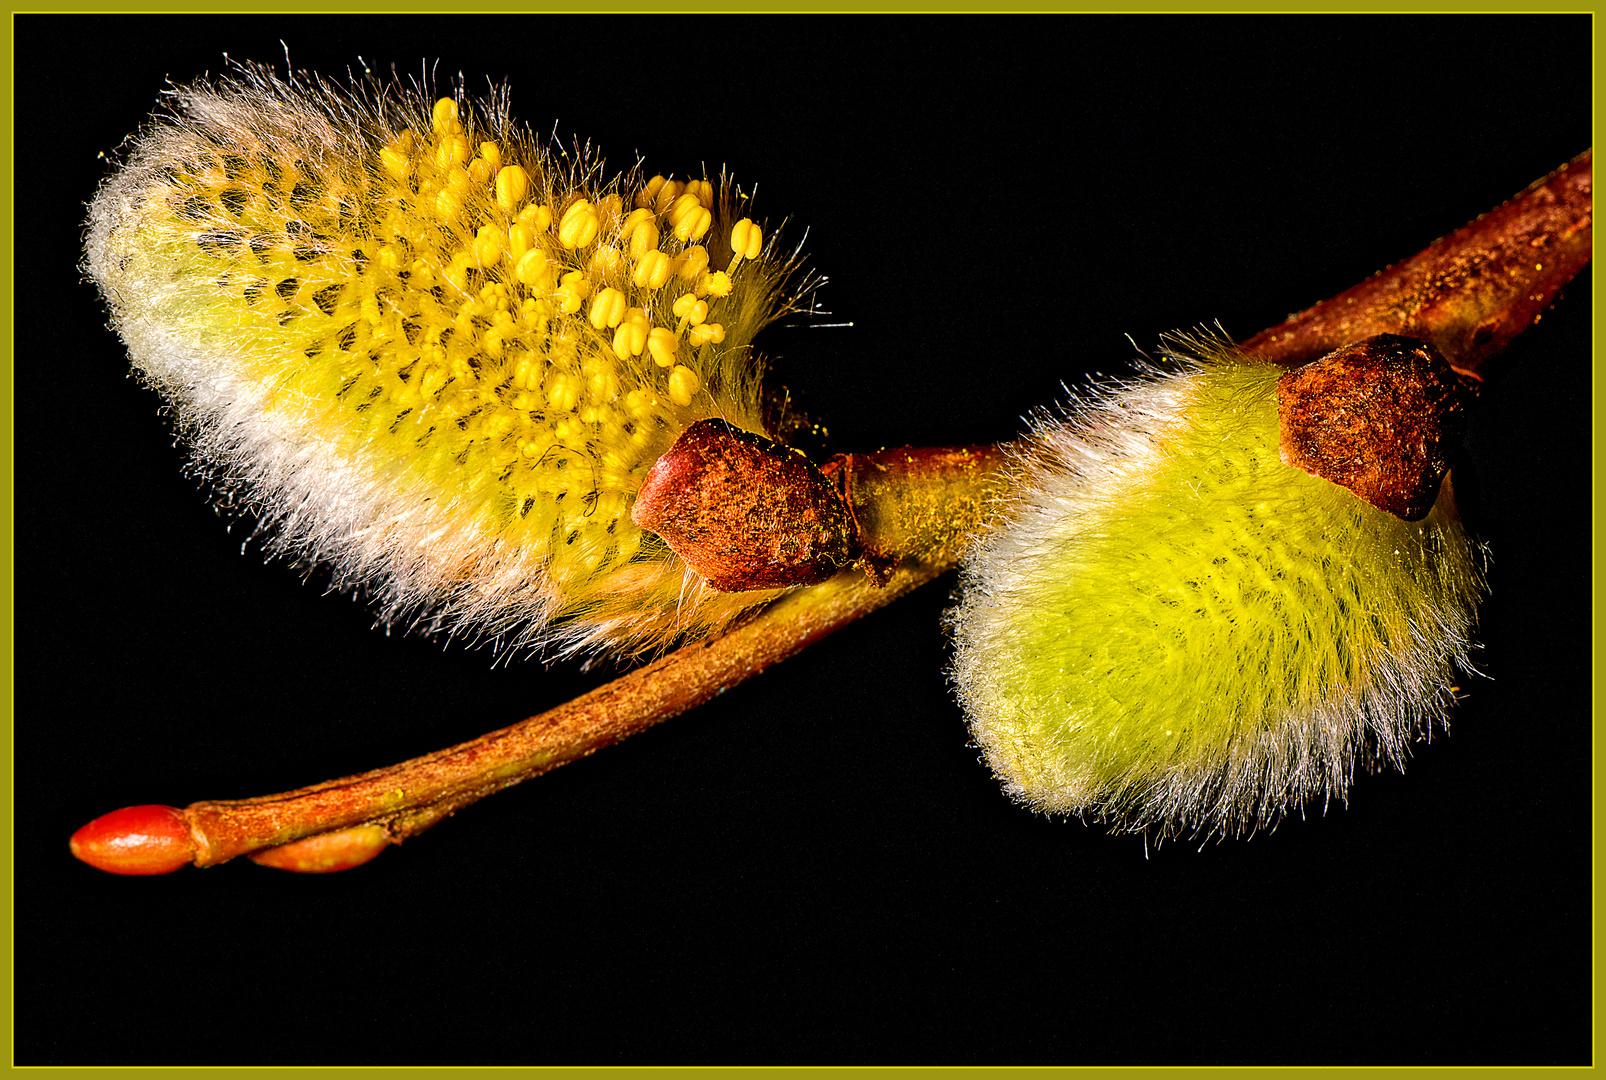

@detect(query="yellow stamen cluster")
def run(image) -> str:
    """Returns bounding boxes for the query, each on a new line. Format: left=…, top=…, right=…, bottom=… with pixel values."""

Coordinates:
left=85, top=72, right=802, bottom=657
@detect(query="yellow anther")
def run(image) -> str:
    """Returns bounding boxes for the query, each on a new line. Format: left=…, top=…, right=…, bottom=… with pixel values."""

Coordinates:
left=668, top=193, right=712, bottom=241
left=622, top=387, right=646, bottom=414
left=612, top=308, right=648, bottom=357
left=632, top=249, right=672, bottom=290
left=468, top=158, right=492, bottom=186
left=554, top=270, right=590, bottom=314
left=434, top=185, right=464, bottom=221
left=684, top=178, right=714, bottom=207
left=496, top=165, right=531, bottom=214
left=547, top=373, right=578, bottom=411
left=445, top=165, right=473, bottom=196
left=515, top=247, right=548, bottom=287
left=596, top=193, right=624, bottom=231
left=620, top=207, right=654, bottom=240
left=671, top=293, right=708, bottom=326
left=561, top=269, right=592, bottom=297
left=442, top=258, right=470, bottom=293
left=675, top=245, right=710, bottom=282
left=473, top=224, right=507, bottom=268
left=431, top=97, right=459, bottom=132
left=626, top=220, right=661, bottom=261
left=668, top=365, right=701, bottom=407
left=646, top=327, right=679, bottom=368
left=478, top=142, right=503, bottom=174
left=653, top=178, right=684, bottom=216
left=588, top=244, right=624, bottom=282
left=558, top=198, right=600, bottom=250
left=516, top=201, right=553, bottom=233
left=380, top=145, right=411, bottom=181
left=701, top=270, right=733, bottom=298
left=589, top=286, right=627, bottom=330
left=435, top=133, right=471, bottom=170
left=508, top=220, right=533, bottom=260
left=689, top=322, right=726, bottom=347
left=729, top=218, right=762, bottom=267
left=638, top=175, right=675, bottom=212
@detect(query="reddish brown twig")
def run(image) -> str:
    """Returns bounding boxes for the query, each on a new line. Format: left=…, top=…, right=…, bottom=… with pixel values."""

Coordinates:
left=1241, top=150, right=1591, bottom=379
left=70, top=153, right=1592, bottom=874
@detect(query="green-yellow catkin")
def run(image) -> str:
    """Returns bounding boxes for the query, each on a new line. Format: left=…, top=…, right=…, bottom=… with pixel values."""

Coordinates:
left=84, top=66, right=802, bottom=658
left=949, top=344, right=1485, bottom=840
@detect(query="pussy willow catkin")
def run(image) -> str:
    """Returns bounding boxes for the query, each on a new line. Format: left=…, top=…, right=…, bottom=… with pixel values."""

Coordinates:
left=948, top=343, right=1485, bottom=840
left=85, top=66, right=802, bottom=657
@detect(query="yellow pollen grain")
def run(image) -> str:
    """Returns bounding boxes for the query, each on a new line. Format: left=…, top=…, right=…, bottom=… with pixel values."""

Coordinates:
left=668, top=365, right=701, bottom=407
left=589, top=286, right=627, bottom=329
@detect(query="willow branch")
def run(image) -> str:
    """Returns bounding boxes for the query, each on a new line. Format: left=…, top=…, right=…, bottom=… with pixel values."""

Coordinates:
left=1241, top=150, right=1591, bottom=379
left=69, top=151, right=1593, bottom=875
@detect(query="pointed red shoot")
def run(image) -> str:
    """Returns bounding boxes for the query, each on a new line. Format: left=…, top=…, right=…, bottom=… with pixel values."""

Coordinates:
left=69, top=804, right=195, bottom=876
left=246, top=825, right=391, bottom=873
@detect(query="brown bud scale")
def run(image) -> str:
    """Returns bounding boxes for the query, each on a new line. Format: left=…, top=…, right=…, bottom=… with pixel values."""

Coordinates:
left=631, top=419, right=858, bottom=591
left=1277, top=334, right=1472, bottom=520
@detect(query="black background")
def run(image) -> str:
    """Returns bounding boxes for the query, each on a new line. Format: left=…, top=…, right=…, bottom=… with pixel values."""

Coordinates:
left=18, top=14, right=1592, bottom=1066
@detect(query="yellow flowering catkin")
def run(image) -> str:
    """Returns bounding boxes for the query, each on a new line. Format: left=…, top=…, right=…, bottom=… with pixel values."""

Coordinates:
left=84, top=66, right=799, bottom=657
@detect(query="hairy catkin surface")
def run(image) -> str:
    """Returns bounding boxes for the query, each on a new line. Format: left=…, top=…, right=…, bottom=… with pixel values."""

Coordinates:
left=949, top=347, right=1485, bottom=840
left=85, top=65, right=804, bottom=659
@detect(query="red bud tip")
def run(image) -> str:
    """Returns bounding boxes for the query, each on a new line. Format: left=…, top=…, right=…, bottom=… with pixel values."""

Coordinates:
left=69, top=804, right=195, bottom=875
left=246, top=824, right=390, bottom=873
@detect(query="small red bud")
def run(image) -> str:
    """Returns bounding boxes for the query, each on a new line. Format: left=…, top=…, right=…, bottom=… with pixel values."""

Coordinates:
left=246, top=824, right=390, bottom=873
left=69, top=804, right=195, bottom=875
